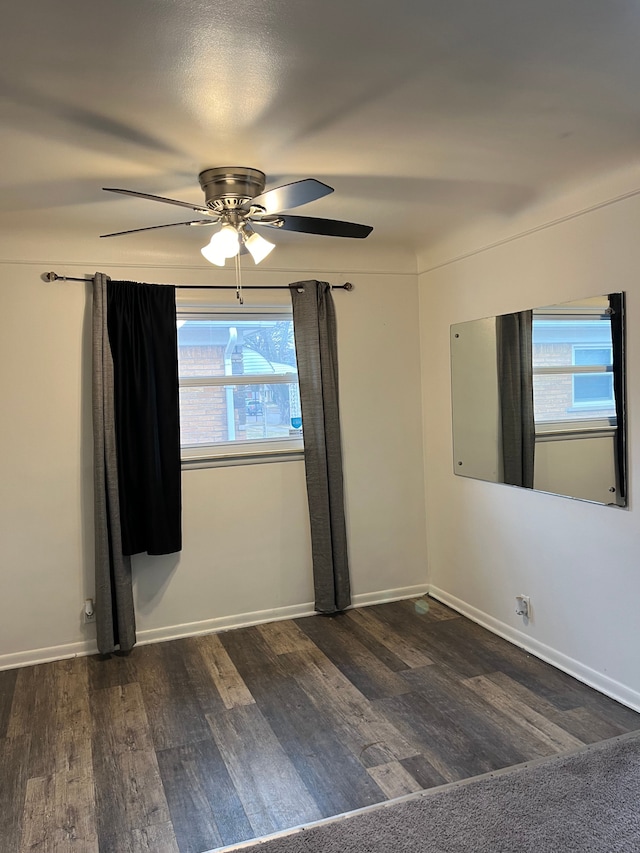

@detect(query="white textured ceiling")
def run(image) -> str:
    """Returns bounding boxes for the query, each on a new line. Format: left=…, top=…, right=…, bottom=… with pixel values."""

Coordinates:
left=3, top=0, right=640, bottom=255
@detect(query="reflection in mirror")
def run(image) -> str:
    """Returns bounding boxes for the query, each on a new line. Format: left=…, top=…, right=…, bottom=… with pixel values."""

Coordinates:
left=451, top=294, right=626, bottom=506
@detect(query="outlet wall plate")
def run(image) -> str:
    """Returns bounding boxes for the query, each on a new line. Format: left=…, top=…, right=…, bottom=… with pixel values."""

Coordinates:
left=83, top=598, right=96, bottom=623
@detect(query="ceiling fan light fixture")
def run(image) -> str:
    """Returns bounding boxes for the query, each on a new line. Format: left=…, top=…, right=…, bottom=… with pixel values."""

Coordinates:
left=103, top=169, right=373, bottom=254
left=243, top=228, right=276, bottom=265
left=200, top=224, right=240, bottom=266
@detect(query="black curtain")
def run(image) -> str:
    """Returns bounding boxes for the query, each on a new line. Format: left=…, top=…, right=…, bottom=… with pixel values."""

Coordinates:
left=496, top=310, right=535, bottom=489
left=107, top=280, right=182, bottom=556
left=289, top=281, right=351, bottom=613
left=93, top=277, right=182, bottom=653
left=608, top=292, right=626, bottom=503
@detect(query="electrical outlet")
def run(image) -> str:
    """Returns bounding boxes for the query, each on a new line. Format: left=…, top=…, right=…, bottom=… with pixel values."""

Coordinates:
left=83, top=598, right=96, bottom=624
left=515, top=595, right=531, bottom=618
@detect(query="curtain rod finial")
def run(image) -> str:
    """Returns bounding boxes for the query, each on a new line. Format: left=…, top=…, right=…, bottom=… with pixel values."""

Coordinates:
left=43, top=271, right=59, bottom=282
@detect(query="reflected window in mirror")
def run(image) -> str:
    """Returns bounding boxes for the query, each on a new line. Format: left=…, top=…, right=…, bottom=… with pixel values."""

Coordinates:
left=532, top=303, right=616, bottom=437
left=450, top=293, right=626, bottom=507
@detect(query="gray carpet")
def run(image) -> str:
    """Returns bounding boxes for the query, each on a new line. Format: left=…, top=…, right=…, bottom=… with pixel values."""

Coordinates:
left=213, top=731, right=640, bottom=853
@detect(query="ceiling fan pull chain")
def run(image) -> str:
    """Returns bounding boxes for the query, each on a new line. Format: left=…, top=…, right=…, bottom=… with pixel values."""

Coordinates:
left=235, top=253, right=243, bottom=305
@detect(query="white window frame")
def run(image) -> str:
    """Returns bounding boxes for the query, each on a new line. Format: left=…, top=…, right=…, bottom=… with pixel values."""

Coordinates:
left=178, top=306, right=304, bottom=469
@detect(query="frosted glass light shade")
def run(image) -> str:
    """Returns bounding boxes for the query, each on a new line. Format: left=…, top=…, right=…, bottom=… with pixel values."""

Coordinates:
left=244, top=231, right=275, bottom=264
left=201, top=225, right=240, bottom=266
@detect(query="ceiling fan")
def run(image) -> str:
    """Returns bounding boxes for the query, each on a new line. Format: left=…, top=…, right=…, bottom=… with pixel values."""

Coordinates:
left=101, top=167, right=373, bottom=266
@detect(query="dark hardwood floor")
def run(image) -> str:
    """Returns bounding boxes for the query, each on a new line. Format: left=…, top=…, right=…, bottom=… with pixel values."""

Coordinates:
left=2, top=597, right=639, bottom=852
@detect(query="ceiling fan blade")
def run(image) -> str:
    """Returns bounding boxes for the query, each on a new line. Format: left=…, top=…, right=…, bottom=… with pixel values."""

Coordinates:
left=257, top=215, right=373, bottom=239
left=250, top=179, right=334, bottom=214
left=103, top=187, right=212, bottom=214
left=100, top=220, right=215, bottom=238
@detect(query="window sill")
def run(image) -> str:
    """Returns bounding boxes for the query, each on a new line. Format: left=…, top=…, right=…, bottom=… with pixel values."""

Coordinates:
left=182, top=446, right=304, bottom=469
left=535, top=425, right=616, bottom=442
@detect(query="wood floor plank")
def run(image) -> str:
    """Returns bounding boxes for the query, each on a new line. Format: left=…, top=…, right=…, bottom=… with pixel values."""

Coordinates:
left=87, top=651, right=137, bottom=692
left=479, top=671, right=570, bottom=719
left=399, top=753, right=448, bottom=789
left=20, top=769, right=98, bottom=853
left=206, top=703, right=322, bottom=837
left=7, top=662, right=58, bottom=777
left=220, top=628, right=387, bottom=816
left=326, top=615, right=413, bottom=674
left=90, top=684, right=173, bottom=852
left=157, top=737, right=254, bottom=853
left=574, top=684, right=640, bottom=731
left=180, top=638, right=232, bottom=720
left=0, top=735, right=31, bottom=852
left=556, top=706, right=628, bottom=743
left=372, top=603, right=493, bottom=679
left=377, top=690, right=522, bottom=782
left=130, top=821, right=180, bottom=852
left=192, top=633, right=255, bottom=710
left=366, top=761, right=424, bottom=798
left=16, top=658, right=98, bottom=852
left=257, top=619, right=318, bottom=655
left=478, top=671, right=631, bottom=743
left=52, top=767, right=98, bottom=853
left=345, top=607, right=434, bottom=668
left=54, top=658, right=92, bottom=754
left=409, top=668, right=541, bottom=766
left=399, top=596, right=461, bottom=621
left=427, top=617, right=606, bottom=712
left=401, top=664, right=564, bottom=760
left=284, top=647, right=419, bottom=768
left=295, top=614, right=411, bottom=699
left=90, top=682, right=155, bottom=756
left=463, top=674, right=585, bottom=752
left=133, top=640, right=211, bottom=751
left=18, top=774, right=52, bottom=853
left=0, top=668, right=18, bottom=738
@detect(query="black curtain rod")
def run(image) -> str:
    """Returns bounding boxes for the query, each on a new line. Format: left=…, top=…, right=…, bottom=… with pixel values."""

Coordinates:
left=43, top=272, right=353, bottom=291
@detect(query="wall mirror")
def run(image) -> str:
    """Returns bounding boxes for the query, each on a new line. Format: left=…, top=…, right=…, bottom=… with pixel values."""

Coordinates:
left=450, top=294, right=626, bottom=506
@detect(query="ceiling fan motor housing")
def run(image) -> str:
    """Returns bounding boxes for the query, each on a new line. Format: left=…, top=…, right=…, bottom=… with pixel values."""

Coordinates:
left=198, top=167, right=266, bottom=213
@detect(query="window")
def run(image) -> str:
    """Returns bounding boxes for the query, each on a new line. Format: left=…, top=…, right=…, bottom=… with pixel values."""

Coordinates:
left=177, top=310, right=303, bottom=466
left=572, top=346, right=614, bottom=409
left=532, top=308, right=616, bottom=437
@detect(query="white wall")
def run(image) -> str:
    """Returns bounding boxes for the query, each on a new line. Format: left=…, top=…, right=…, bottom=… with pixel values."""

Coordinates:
left=418, top=165, right=640, bottom=710
left=0, top=235, right=428, bottom=666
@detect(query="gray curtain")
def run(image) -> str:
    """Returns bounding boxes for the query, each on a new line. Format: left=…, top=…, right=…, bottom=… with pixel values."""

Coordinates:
left=289, top=281, right=351, bottom=613
left=496, top=310, right=535, bottom=489
left=92, top=273, right=136, bottom=654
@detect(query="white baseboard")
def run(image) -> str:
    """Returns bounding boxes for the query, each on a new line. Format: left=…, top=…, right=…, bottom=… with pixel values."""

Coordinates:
left=135, top=601, right=317, bottom=646
left=428, top=585, right=640, bottom=714
left=352, top=584, right=430, bottom=608
left=136, top=584, right=429, bottom=647
left=0, top=584, right=430, bottom=671
left=0, top=639, right=99, bottom=671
